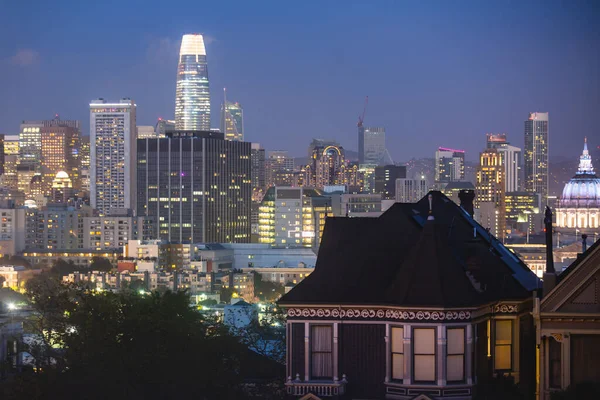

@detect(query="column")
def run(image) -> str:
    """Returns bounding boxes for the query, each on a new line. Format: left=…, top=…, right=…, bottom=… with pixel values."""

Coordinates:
left=404, top=324, right=412, bottom=384
left=333, top=323, right=339, bottom=381
left=466, top=324, right=474, bottom=385
left=437, top=325, right=447, bottom=386
left=385, top=323, right=390, bottom=383
left=513, top=317, right=520, bottom=383
left=304, top=322, right=310, bottom=381
left=562, top=334, right=570, bottom=389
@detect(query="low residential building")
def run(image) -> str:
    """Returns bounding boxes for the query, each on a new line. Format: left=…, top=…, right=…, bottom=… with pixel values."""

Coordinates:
left=240, top=267, right=313, bottom=286
left=222, top=272, right=255, bottom=303
left=25, top=204, right=93, bottom=250
left=83, top=212, right=134, bottom=250
left=21, top=250, right=119, bottom=268
left=0, top=207, right=26, bottom=255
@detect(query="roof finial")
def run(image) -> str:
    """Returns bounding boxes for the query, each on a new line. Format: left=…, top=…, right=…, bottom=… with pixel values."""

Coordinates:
left=427, top=194, right=435, bottom=221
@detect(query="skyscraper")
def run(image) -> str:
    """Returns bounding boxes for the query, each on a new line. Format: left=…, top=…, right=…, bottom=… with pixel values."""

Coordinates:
left=41, top=124, right=80, bottom=193
left=307, top=145, right=346, bottom=189
left=359, top=126, right=386, bottom=165
left=486, top=133, right=521, bottom=193
left=221, top=89, right=243, bottom=141
left=175, top=34, right=210, bottom=131
left=476, top=148, right=506, bottom=239
left=90, top=98, right=136, bottom=216
left=137, top=131, right=251, bottom=243
left=374, top=165, right=407, bottom=199
left=154, top=118, right=174, bottom=137
left=251, top=143, right=266, bottom=194
left=524, top=112, right=549, bottom=207
left=396, top=176, right=428, bottom=203
left=0, top=134, right=4, bottom=176
left=435, top=147, right=465, bottom=186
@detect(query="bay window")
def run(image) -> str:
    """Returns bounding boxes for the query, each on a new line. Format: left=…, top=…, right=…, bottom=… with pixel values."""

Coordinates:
left=447, top=327, right=465, bottom=382
left=494, top=320, right=512, bottom=371
left=391, top=326, right=404, bottom=381
left=414, top=328, right=436, bottom=382
left=311, top=325, right=333, bottom=379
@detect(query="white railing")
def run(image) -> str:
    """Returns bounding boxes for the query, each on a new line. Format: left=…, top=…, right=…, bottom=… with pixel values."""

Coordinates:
left=285, top=374, right=347, bottom=397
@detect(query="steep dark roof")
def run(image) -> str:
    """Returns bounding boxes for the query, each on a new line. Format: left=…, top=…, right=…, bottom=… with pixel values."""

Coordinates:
left=557, top=237, right=600, bottom=283
left=279, top=191, right=539, bottom=308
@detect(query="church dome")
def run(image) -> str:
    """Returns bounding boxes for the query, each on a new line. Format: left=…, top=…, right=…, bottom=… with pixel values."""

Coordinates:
left=560, top=138, right=600, bottom=208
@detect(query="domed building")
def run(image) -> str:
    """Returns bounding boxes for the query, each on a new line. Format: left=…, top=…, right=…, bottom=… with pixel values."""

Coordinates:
left=556, top=138, right=600, bottom=231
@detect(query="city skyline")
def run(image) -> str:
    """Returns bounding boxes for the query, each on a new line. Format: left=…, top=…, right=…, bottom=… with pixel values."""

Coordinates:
left=1, top=1, right=598, bottom=162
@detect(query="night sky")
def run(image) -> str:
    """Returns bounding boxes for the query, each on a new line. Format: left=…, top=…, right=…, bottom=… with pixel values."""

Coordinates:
left=1, top=0, right=598, bottom=162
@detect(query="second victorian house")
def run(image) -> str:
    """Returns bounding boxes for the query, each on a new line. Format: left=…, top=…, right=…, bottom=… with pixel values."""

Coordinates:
left=280, top=191, right=541, bottom=399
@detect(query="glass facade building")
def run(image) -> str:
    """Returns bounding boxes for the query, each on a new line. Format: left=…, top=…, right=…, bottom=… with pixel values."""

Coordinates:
left=359, top=126, right=386, bottom=165
left=524, top=112, right=549, bottom=207
left=175, top=34, right=210, bottom=131
left=136, top=131, right=251, bottom=244
left=221, top=98, right=244, bottom=142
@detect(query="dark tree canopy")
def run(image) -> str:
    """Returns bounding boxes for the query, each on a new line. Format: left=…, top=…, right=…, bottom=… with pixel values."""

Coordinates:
left=89, top=256, right=113, bottom=272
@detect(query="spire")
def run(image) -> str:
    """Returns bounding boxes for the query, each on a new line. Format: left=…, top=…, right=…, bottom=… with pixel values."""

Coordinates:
left=577, top=137, right=594, bottom=174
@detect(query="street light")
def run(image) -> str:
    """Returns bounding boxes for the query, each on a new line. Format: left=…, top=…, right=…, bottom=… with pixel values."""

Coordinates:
left=7, top=302, right=16, bottom=311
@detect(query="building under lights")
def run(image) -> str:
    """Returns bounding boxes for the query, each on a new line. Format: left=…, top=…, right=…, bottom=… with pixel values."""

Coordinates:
left=486, top=133, right=521, bottom=193
left=258, top=187, right=332, bottom=249
left=435, top=147, right=465, bottom=187
left=505, top=192, right=540, bottom=235
left=221, top=90, right=244, bottom=141
left=524, top=112, right=549, bottom=207
left=175, top=34, right=210, bottom=131
left=136, top=130, right=251, bottom=244
left=306, top=145, right=346, bottom=189
left=476, top=148, right=506, bottom=239
left=556, top=138, right=600, bottom=233
left=90, top=98, right=137, bottom=216
left=358, top=126, right=386, bottom=165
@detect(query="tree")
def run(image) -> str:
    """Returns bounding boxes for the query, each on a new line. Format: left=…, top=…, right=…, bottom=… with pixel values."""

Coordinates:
left=220, top=286, right=236, bottom=303
left=89, top=256, right=113, bottom=272
left=50, top=258, right=77, bottom=277
left=252, top=272, right=285, bottom=302
left=1, top=280, right=284, bottom=400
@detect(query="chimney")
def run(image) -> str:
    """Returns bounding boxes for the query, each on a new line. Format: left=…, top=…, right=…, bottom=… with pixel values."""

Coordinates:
left=458, top=189, right=475, bottom=217
left=543, top=206, right=556, bottom=296
left=582, top=234, right=588, bottom=253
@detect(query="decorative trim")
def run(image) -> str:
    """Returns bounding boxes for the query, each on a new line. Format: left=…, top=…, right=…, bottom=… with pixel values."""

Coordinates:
left=493, top=304, right=519, bottom=313
left=550, top=333, right=563, bottom=343
left=285, top=308, right=471, bottom=321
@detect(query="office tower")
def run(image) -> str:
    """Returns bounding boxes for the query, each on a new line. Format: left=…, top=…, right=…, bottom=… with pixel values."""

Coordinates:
left=136, top=126, right=157, bottom=139
left=265, top=150, right=295, bottom=188
left=79, top=135, right=90, bottom=170
left=524, top=112, right=549, bottom=206
left=396, top=176, right=427, bottom=203
left=441, top=181, right=476, bottom=205
left=258, top=187, right=331, bottom=248
left=137, top=130, right=251, bottom=243
left=221, top=89, right=243, bottom=141
left=155, top=118, right=175, bottom=137
left=435, top=147, right=465, bottom=186
left=359, top=126, right=386, bottom=165
left=251, top=143, right=266, bottom=194
left=175, top=34, right=210, bottom=131
left=1, top=135, right=19, bottom=190
left=374, top=165, right=407, bottom=199
left=505, top=192, right=540, bottom=234
left=307, top=145, right=346, bottom=189
left=0, top=134, right=4, bottom=176
left=486, top=133, right=522, bottom=193
left=40, top=124, right=80, bottom=193
left=476, top=148, right=506, bottom=238
left=90, top=98, right=137, bottom=216
left=19, top=122, right=42, bottom=170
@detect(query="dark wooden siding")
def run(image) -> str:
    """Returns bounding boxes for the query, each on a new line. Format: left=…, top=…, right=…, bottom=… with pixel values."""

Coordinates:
left=340, top=324, right=385, bottom=398
left=571, top=335, right=600, bottom=385
left=519, top=314, right=536, bottom=398
left=475, top=321, right=492, bottom=384
left=291, top=323, right=305, bottom=379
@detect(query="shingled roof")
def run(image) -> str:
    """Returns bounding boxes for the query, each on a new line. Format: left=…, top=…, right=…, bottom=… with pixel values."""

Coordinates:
left=279, top=191, right=539, bottom=308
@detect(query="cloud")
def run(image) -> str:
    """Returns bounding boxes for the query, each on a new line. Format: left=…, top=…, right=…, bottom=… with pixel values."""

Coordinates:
left=10, top=49, right=40, bottom=66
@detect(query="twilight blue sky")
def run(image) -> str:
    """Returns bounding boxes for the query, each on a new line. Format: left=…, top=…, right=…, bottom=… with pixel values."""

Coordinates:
left=0, top=0, right=598, bottom=162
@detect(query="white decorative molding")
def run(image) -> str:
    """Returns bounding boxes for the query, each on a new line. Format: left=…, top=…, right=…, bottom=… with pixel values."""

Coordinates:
left=493, top=304, right=519, bottom=313
left=285, top=307, right=471, bottom=321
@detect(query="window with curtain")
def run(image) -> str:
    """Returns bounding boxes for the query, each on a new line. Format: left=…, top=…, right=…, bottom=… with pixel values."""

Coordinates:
left=494, top=320, right=512, bottom=371
left=447, top=327, right=465, bottom=382
left=391, top=326, right=404, bottom=381
left=311, top=325, right=333, bottom=379
left=414, top=328, right=436, bottom=382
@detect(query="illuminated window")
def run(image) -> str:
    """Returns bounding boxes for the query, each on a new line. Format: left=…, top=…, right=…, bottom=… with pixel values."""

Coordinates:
left=447, top=328, right=465, bottom=382
left=414, top=328, right=436, bottom=382
left=494, top=320, right=512, bottom=370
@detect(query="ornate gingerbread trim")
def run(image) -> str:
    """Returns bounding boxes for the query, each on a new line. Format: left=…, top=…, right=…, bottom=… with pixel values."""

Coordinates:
left=285, top=308, right=471, bottom=321
left=493, top=304, right=519, bottom=313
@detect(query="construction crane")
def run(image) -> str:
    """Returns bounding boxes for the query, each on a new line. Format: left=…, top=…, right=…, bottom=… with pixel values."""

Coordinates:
left=357, top=96, right=369, bottom=127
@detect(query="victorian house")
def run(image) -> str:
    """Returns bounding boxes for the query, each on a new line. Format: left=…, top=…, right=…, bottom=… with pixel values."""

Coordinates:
left=279, top=191, right=541, bottom=399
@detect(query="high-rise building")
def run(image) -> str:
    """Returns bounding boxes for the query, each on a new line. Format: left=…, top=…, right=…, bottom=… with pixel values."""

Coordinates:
left=524, top=112, right=549, bottom=207
left=0, top=134, right=4, bottom=176
left=90, top=98, right=137, bottom=216
left=20, top=117, right=80, bottom=171
left=307, top=145, right=346, bottom=189
left=486, top=133, right=522, bottom=193
left=25, top=204, right=93, bottom=250
left=41, top=124, right=80, bottom=193
left=359, top=126, right=386, bottom=165
left=258, top=187, right=331, bottom=248
left=435, top=147, right=465, bottom=186
left=505, top=192, right=540, bottom=234
left=175, top=34, right=210, bottom=131
left=475, top=148, right=506, bottom=238
left=136, top=130, right=251, bottom=243
left=221, top=89, right=243, bottom=141
left=1, top=135, right=19, bottom=190
left=251, top=143, right=266, bottom=194
left=155, top=118, right=175, bottom=137
left=136, top=126, right=158, bottom=139
left=396, top=176, right=428, bottom=203
left=374, top=165, right=407, bottom=199
left=265, top=150, right=295, bottom=188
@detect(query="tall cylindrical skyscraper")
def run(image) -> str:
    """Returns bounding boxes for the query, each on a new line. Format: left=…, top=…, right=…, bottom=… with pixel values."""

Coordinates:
left=175, top=34, right=210, bottom=131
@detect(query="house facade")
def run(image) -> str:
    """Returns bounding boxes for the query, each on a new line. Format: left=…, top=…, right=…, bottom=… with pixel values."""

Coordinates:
left=280, top=191, right=541, bottom=399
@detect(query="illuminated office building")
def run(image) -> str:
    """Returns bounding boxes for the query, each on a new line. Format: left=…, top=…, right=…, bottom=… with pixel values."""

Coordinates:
left=20, top=117, right=80, bottom=172
left=90, top=98, right=137, bottom=216
left=435, top=147, right=465, bottom=186
left=221, top=90, right=243, bottom=141
left=524, top=112, right=549, bottom=206
left=505, top=192, right=540, bottom=234
left=136, top=130, right=251, bottom=244
left=136, top=126, right=158, bottom=139
left=374, top=165, right=406, bottom=199
left=258, top=186, right=331, bottom=249
left=359, top=126, right=386, bottom=165
left=476, top=148, right=506, bottom=238
left=265, top=150, right=295, bottom=188
left=1, top=135, right=19, bottom=190
left=175, top=34, right=210, bottom=131
left=155, top=118, right=175, bottom=137
left=41, top=124, right=80, bottom=193
left=396, top=176, right=428, bottom=203
left=486, top=133, right=521, bottom=193
left=307, top=145, right=346, bottom=189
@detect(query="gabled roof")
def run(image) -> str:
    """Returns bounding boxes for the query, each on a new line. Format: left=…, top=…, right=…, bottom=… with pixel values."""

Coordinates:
left=279, top=191, right=539, bottom=308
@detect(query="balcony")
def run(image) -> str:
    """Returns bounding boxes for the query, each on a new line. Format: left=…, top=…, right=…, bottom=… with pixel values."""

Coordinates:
left=285, top=374, right=347, bottom=397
